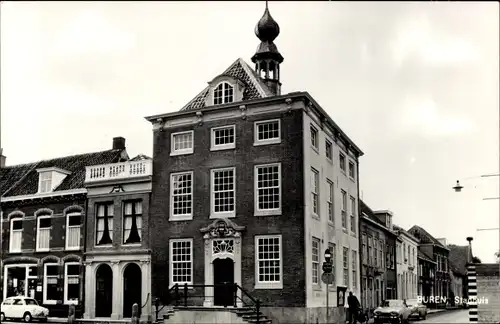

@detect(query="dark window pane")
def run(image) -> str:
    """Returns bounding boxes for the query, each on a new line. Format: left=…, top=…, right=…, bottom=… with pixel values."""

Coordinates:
left=68, top=215, right=80, bottom=226
left=39, top=218, right=51, bottom=228
left=12, top=220, right=23, bottom=230
left=46, top=265, right=59, bottom=276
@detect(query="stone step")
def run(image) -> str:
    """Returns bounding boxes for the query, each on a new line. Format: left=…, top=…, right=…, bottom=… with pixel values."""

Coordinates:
left=242, top=314, right=268, bottom=320
left=245, top=319, right=272, bottom=324
left=235, top=310, right=262, bottom=316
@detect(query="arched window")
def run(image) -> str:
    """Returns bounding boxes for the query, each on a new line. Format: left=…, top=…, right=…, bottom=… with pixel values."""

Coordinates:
left=213, top=82, right=234, bottom=105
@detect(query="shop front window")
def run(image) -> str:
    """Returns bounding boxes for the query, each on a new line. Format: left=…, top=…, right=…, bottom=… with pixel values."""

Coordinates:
left=5, top=265, right=37, bottom=299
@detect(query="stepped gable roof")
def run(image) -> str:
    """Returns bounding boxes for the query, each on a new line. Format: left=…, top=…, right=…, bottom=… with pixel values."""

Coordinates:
left=1, top=149, right=124, bottom=197
left=180, top=58, right=274, bottom=111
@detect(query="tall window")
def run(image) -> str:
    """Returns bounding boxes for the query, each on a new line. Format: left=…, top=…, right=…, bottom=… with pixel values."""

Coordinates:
left=123, top=201, right=142, bottom=244
left=39, top=172, right=52, bottom=193
left=64, top=263, right=80, bottom=305
left=339, top=153, right=346, bottom=172
left=408, top=246, right=411, bottom=266
left=329, top=242, right=336, bottom=285
left=380, top=241, right=384, bottom=268
left=311, top=168, right=319, bottom=216
left=254, top=119, right=281, bottom=145
left=352, top=250, right=357, bottom=289
left=403, top=243, right=407, bottom=263
left=341, top=190, right=347, bottom=229
left=9, top=217, right=23, bottom=252
left=211, top=168, right=235, bottom=217
left=65, top=213, right=81, bottom=250
left=255, top=235, right=282, bottom=289
left=255, top=164, right=281, bottom=215
left=170, top=172, right=193, bottom=220
left=325, top=140, right=333, bottom=160
left=170, top=239, right=193, bottom=285
left=374, top=239, right=378, bottom=267
left=310, top=126, right=318, bottom=149
left=362, top=234, right=367, bottom=264
left=348, top=161, right=355, bottom=179
left=171, top=131, right=194, bottom=155
left=312, top=237, right=320, bottom=285
left=368, top=237, right=373, bottom=265
left=350, top=196, right=356, bottom=234
left=213, top=82, right=234, bottom=105
left=44, top=263, right=59, bottom=304
left=37, top=215, right=51, bottom=252
left=211, top=125, right=235, bottom=150
left=343, top=247, right=349, bottom=286
left=327, top=180, right=334, bottom=224
left=96, top=203, right=114, bottom=245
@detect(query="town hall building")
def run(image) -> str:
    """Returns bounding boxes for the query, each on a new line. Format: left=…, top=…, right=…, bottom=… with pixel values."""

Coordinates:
left=145, top=4, right=363, bottom=323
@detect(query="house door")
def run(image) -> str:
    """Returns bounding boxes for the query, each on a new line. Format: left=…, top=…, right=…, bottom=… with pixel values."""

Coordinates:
left=123, top=263, right=142, bottom=318
left=95, top=264, right=113, bottom=317
left=213, top=258, right=234, bottom=307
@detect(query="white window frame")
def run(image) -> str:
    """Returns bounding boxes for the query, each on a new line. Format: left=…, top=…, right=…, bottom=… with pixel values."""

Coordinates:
left=9, top=217, right=23, bottom=253
left=210, top=167, right=236, bottom=218
left=253, top=119, right=281, bottom=146
left=341, top=190, right=347, bottom=230
left=39, top=171, right=53, bottom=193
left=350, top=196, right=356, bottom=235
left=43, top=263, right=59, bottom=305
left=254, top=235, right=283, bottom=289
left=254, top=163, right=282, bottom=216
left=339, top=152, right=346, bottom=173
left=210, top=125, right=236, bottom=151
left=343, top=247, right=349, bottom=287
left=352, top=250, right=357, bottom=289
left=122, top=200, right=143, bottom=245
left=213, top=81, right=234, bottom=105
left=311, top=168, right=319, bottom=217
left=325, top=139, right=333, bottom=161
left=310, top=125, right=319, bottom=150
left=170, top=171, right=194, bottom=221
left=36, top=215, right=52, bottom=252
left=348, top=161, right=356, bottom=179
left=170, top=130, right=194, bottom=156
left=64, top=262, right=80, bottom=305
left=95, top=203, right=114, bottom=247
left=327, top=179, right=334, bottom=225
left=312, top=237, right=321, bottom=286
left=169, top=238, right=193, bottom=287
left=65, top=212, right=81, bottom=251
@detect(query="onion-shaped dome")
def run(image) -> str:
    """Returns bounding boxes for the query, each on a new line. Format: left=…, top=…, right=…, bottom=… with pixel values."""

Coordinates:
left=254, top=5, right=280, bottom=43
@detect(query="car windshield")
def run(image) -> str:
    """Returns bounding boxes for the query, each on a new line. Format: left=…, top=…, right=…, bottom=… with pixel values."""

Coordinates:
left=382, top=300, right=403, bottom=307
left=25, top=299, right=38, bottom=305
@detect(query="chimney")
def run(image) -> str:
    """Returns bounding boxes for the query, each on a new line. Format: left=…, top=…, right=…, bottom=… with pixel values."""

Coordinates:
left=0, top=148, right=6, bottom=168
left=112, top=137, right=126, bottom=150
left=466, top=237, right=473, bottom=263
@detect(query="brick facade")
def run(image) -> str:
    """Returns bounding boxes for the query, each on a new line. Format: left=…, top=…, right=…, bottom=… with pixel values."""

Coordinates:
left=1, top=197, right=86, bottom=317
left=467, top=263, right=500, bottom=323
left=150, top=108, right=306, bottom=307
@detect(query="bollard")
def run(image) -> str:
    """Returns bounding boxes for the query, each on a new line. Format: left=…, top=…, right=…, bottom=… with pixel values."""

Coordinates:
left=68, top=305, right=75, bottom=324
left=131, top=303, right=139, bottom=324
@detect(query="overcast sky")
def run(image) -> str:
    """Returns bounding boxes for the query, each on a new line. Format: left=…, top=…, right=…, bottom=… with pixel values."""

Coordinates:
left=1, top=1, right=499, bottom=262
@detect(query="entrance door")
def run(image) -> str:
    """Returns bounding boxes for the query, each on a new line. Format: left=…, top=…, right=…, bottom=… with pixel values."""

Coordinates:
left=123, top=263, right=142, bottom=318
left=95, top=264, right=113, bottom=317
left=213, top=258, right=234, bottom=307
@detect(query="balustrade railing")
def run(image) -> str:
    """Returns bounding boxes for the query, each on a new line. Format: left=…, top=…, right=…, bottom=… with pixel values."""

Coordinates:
left=85, top=159, right=152, bottom=183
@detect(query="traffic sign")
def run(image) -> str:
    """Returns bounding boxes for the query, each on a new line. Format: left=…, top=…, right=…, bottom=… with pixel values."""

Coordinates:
left=322, top=262, right=333, bottom=273
left=321, top=272, right=334, bottom=285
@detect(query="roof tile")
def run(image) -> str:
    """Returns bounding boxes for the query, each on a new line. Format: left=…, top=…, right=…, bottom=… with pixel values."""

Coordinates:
left=2, top=149, right=123, bottom=197
left=180, top=58, right=274, bottom=111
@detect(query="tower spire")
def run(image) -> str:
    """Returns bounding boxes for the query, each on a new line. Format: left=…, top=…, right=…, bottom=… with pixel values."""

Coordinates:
left=251, top=1, right=284, bottom=96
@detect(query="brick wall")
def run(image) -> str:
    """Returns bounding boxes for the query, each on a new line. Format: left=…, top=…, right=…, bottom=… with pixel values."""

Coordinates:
left=468, top=263, right=500, bottom=323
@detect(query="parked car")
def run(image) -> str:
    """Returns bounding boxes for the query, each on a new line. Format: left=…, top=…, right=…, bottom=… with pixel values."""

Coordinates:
left=373, top=299, right=412, bottom=324
left=406, top=299, right=428, bottom=320
left=0, top=296, right=49, bottom=322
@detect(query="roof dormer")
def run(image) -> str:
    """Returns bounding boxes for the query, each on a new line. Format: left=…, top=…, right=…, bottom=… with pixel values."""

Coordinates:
left=205, top=75, right=246, bottom=107
left=36, top=167, right=72, bottom=194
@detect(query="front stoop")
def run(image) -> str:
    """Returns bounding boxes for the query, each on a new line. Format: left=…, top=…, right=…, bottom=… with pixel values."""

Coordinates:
left=162, top=306, right=272, bottom=324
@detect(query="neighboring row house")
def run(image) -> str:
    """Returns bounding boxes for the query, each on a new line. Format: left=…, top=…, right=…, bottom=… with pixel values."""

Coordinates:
left=0, top=138, right=128, bottom=317
left=358, top=200, right=397, bottom=311
left=144, top=4, right=363, bottom=324
left=446, top=244, right=470, bottom=304
left=393, top=225, right=419, bottom=301
left=417, top=249, right=437, bottom=301
left=408, top=225, right=451, bottom=307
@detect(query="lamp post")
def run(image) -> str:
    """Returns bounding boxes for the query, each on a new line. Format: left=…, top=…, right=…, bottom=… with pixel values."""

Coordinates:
left=322, top=249, right=334, bottom=323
